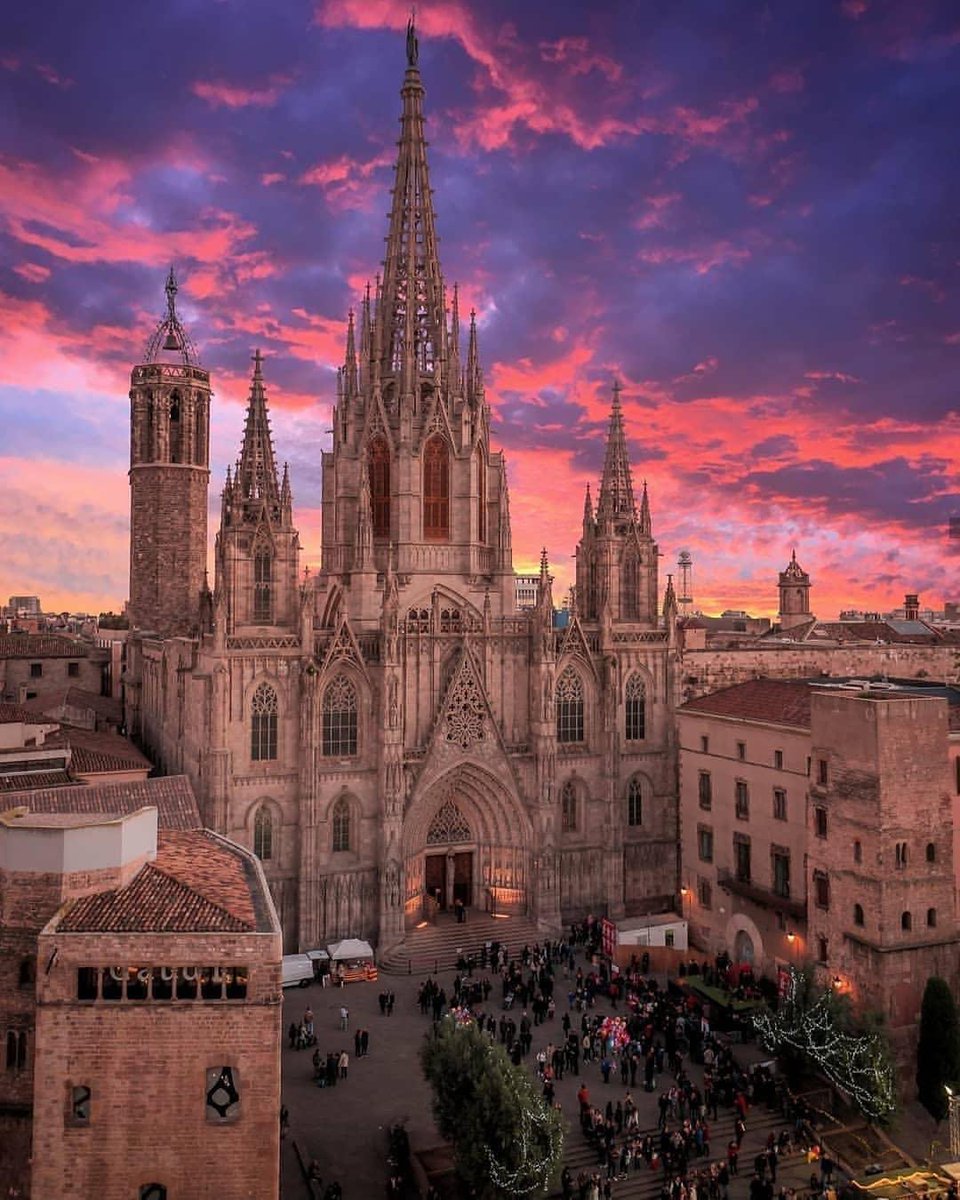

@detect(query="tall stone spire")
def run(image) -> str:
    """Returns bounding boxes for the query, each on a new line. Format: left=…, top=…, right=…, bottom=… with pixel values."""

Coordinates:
left=234, top=350, right=281, bottom=519
left=377, top=13, right=447, bottom=392
left=639, top=479, right=651, bottom=536
left=597, top=380, right=636, bottom=521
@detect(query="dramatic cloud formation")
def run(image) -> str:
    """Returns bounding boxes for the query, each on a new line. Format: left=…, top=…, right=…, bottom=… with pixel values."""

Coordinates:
left=1, top=0, right=958, bottom=616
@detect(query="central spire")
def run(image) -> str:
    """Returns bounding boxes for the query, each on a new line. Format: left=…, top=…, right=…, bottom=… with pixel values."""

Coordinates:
left=235, top=349, right=281, bottom=518
left=597, top=380, right=637, bottom=521
left=377, top=14, right=447, bottom=393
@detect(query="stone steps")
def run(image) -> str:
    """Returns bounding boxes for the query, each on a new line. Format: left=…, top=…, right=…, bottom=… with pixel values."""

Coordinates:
left=548, top=1106, right=787, bottom=1199
left=378, top=912, right=546, bottom=976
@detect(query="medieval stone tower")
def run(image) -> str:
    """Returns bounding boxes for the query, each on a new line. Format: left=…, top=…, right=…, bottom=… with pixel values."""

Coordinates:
left=127, top=22, right=679, bottom=953
left=128, top=269, right=211, bottom=636
left=777, top=549, right=813, bottom=631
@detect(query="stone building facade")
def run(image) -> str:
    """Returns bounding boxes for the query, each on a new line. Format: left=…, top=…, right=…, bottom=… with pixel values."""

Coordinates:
left=0, top=778, right=280, bottom=1200
left=125, top=32, right=679, bottom=953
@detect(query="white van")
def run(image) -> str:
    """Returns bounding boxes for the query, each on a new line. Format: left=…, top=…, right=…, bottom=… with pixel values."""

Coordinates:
left=282, top=953, right=314, bottom=988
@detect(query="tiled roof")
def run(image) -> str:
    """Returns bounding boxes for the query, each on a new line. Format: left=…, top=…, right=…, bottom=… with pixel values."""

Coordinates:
left=806, top=620, right=959, bottom=646
left=679, top=678, right=813, bottom=729
left=57, top=859, right=254, bottom=933
left=0, top=701, right=58, bottom=726
left=0, top=776, right=201, bottom=829
left=18, top=687, right=122, bottom=726
left=66, top=729, right=152, bottom=775
left=0, top=770, right=73, bottom=792
left=56, top=828, right=262, bottom=933
left=0, top=633, right=89, bottom=658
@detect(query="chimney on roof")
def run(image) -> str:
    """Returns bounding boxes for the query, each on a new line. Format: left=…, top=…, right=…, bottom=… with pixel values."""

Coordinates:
left=904, top=594, right=920, bottom=621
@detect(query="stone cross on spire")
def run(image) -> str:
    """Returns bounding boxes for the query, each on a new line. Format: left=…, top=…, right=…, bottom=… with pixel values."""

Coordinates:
left=235, top=349, right=281, bottom=517
left=596, top=379, right=637, bottom=521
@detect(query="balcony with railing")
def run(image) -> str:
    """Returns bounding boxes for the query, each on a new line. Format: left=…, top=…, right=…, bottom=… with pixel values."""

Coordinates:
left=717, top=867, right=805, bottom=920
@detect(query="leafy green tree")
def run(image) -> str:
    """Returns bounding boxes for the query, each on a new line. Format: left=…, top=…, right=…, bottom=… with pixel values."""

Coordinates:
left=420, top=1018, right=564, bottom=1198
left=917, top=977, right=960, bottom=1122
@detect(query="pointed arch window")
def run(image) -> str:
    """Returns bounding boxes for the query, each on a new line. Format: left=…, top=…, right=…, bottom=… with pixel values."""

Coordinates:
left=332, top=796, right=351, bottom=853
left=627, top=777, right=643, bottom=826
left=622, top=550, right=639, bottom=619
left=250, top=683, right=278, bottom=761
left=560, top=780, right=578, bottom=832
left=423, top=435, right=450, bottom=540
left=369, top=436, right=391, bottom=538
left=556, top=668, right=584, bottom=744
left=194, top=399, right=206, bottom=465
left=169, top=392, right=182, bottom=463
left=476, top=445, right=487, bottom=544
left=253, top=804, right=274, bottom=861
left=322, top=675, right=358, bottom=757
left=253, top=542, right=273, bottom=623
left=625, top=674, right=646, bottom=741
left=142, top=392, right=154, bottom=462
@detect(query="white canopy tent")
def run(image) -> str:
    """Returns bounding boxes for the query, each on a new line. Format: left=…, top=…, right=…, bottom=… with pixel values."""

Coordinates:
left=326, top=938, right=375, bottom=963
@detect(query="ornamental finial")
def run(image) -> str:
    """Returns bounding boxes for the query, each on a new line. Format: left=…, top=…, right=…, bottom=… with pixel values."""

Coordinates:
left=406, top=10, right=418, bottom=67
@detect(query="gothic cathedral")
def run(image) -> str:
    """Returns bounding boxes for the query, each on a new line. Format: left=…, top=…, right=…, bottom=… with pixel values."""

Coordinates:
left=125, top=29, right=680, bottom=952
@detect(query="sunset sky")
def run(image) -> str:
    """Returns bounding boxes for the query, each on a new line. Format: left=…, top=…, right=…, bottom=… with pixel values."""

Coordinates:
left=2, top=0, right=959, bottom=617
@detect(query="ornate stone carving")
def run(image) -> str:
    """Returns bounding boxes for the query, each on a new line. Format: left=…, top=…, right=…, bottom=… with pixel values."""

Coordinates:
left=427, top=799, right=471, bottom=845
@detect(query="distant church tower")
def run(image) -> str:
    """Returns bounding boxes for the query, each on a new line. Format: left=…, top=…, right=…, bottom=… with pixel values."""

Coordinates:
left=128, top=270, right=211, bottom=636
left=778, top=549, right=812, bottom=630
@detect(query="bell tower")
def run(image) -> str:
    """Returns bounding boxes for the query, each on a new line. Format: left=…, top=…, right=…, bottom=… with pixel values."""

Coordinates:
left=128, top=269, right=211, bottom=636
left=778, top=548, right=813, bottom=631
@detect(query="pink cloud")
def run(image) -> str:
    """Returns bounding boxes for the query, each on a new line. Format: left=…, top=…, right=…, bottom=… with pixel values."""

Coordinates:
left=191, top=75, right=292, bottom=110
left=538, top=36, right=623, bottom=83
left=261, top=172, right=286, bottom=186
left=13, top=262, right=51, bottom=283
left=34, top=62, right=73, bottom=88
left=769, top=68, right=805, bottom=94
left=299, top=149, right=394, bottom=211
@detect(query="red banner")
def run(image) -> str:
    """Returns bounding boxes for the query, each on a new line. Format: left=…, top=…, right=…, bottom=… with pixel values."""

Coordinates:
left=601, top=917, right=617, bottom=958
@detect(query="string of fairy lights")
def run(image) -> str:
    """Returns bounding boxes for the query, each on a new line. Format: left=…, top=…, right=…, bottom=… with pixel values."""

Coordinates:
left=754, top=968, right=896, bottom=1121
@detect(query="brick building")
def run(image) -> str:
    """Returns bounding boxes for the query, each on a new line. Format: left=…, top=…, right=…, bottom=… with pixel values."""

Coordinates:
left=0, top=777, right=281, bottom=1200
left=0, top=634, right=106, bottom=705
left=678, top=677, right=960, bottom=1060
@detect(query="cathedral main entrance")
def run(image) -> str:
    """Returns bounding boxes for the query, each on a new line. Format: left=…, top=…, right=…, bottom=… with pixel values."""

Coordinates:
left=424, top=850, right=473, bottom=910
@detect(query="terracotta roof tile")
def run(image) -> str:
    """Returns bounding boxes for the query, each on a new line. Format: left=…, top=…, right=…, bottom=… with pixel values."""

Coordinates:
left=0, top=633, right=89, bottom=658
left=155, top=830, right=258, bottom=929
left=0, top=776, right=201, bottom=829
left=57, top=860, right=254, bottom=933
left=0, top=770, right=73, bottom=792
left=0, top=702, right=58, bottom=726
left=680, top=678, right=813, bottom=729
left=66, top=729, right=152, bottom=775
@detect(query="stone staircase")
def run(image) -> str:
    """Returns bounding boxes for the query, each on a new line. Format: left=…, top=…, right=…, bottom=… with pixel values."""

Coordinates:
left=548, top=1104, right=788, bottom=1199
left=378, top=910, right=546, bottom=975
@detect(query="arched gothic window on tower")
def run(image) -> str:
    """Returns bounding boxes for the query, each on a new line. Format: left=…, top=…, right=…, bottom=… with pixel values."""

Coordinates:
left=622, top=551, right=639, bottom=619
left=332, top=796, right=351, bottom=852
left=625, top=674, right=646, bottom=741
left=253, top=544, right=272, bottom=623
left=253, top=805, right=273, bottom=860
left=194, top=400, right=205, bottom=465
left=407, top=607, right=430, bottom=633
left=169, top=393, right=182, bottom=463
left=476, top=445, right=486, bottom=543
left=142, top=392, right=154, bottom=462
left=369, top=436, right=391, bottom=538
left=423, top=435, right=450, bottom=539
left=560, top=780, right=578, bottom=833
left=250, top=683, right=278, bottom=761
left=587, top=559, right=598, bottom=621
left=322, top=675, right=358, bottom=757
left=556, top=668, right=584, bottom=744
left=627, top=776, right=643, bottom=826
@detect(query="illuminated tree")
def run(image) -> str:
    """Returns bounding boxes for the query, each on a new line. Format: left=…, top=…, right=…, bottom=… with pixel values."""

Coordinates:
left=420, top=1018, right=563, bottom=1198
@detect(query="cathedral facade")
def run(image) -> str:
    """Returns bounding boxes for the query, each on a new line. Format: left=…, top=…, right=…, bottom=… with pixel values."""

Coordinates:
left=125, top=31, right=680, bottom=952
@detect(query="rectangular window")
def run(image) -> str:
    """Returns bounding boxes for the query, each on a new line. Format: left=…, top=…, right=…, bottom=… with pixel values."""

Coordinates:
left=737, top=741, right=746, bottom=760
left=817, top=758, right=829, bottom=786
left=774, top=749, right=783, bottom=770
left=771, top=849, right=790, bottom=899
left=700, top=735, right=709, bottom=753
left=697, top=825, right=714, bottom=863
left=814, top=806, right=828, bottom=838
left=734, top=834, right=751, bottom=883
left=817, top=936, right=828, bottom=964
left=30, top=662, right=42, bottom=679
left=68, top=1084, right=91, bottom=1126
left=697, top=877, right=712, bottom=909
left=773, top=788, right=787, bottom=821
left=68, top=661, right=80, bottom=678
left=814, top=871, right=830, bottom=909
left=77, top=968, right=99, bottom=1001
left=698, top=771, right=712, bottom=810
left=735, top=780, right=749, bottom=819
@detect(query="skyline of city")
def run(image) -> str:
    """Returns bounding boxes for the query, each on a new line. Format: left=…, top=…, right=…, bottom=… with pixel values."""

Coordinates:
left=2, top=1, right=959, bottom=615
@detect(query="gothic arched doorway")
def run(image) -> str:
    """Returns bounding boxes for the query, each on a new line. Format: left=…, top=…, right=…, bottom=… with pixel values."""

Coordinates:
left=402, top=763, right=531, bottom=928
